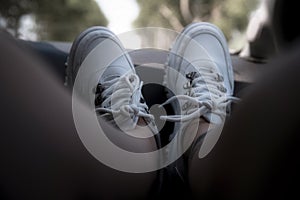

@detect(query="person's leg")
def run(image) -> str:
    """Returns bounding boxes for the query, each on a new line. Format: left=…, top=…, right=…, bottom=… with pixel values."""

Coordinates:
left=68, top=26, right=163, bottom=197
left=161, top=22, right=238, bottom=197
left=0, top=30, right=158, bottom=199
left=188, top=43, right=300, bottom=199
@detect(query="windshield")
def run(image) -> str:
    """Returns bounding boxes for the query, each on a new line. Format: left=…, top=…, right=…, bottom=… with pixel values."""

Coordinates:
left=0, top=0, right=260, bottom=50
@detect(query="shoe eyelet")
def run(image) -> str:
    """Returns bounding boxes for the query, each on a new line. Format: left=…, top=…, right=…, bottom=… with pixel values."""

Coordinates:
left=216, top=74, right=224, bottom=82
left=183, top=82, right=191, bottom=89
left=129, top=77, right=134, bottom=83
left=186, top=72, right=198, bottom=80
left=223, top=87, right=227, bottom=93
left=218, top=85, right=227, bottom=93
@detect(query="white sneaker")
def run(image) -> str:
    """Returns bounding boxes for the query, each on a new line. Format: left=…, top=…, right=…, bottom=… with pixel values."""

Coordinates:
left=67, top=26, right=155, bottom=132
left=68, top=27, right=163, bottom=192
left=163, top=22, right=239, bottom=123
left=162, top=22, right=239, bottom=159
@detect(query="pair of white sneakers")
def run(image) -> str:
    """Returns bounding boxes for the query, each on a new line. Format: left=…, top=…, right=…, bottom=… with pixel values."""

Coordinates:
left=67, top=22, right=238, bottom=159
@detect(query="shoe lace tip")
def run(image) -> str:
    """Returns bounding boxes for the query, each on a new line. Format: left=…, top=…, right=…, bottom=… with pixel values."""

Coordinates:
left=160, top=115, right=167, bottom=121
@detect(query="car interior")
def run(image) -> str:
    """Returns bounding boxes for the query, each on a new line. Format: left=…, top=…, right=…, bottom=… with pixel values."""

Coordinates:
left=1, top=0, right=299, bottom=199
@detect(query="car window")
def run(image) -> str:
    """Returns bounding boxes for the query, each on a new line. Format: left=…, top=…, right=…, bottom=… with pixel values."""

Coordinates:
left=0, top=0, right=260, bottom=50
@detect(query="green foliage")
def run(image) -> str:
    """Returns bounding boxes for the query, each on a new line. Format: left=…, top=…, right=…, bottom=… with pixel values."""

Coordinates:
left=0, top=0, right=34, bottom=33
left=0, top=0, right=108, bottom=41
left=134, top=0, right=163, bottom=27
left=211, top=0, right=259, bottom=40
left=135, top=0, right=259, bottom=41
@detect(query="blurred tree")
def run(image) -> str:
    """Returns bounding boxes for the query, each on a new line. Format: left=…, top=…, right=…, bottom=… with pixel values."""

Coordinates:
left=134, top=0, right=184, bottom=30
left=135, top=0, right=259, bottom=41
left=210, top=0, right=259, bottom=40
left=0, top=0, right=107, bottom=41
left=34, top=0, right=108, bottom=41
left=0, top=0, right=34, bottom=37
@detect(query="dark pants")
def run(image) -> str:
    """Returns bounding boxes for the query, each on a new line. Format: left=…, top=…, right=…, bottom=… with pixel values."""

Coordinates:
left=1, top=31, right=300, bottom=199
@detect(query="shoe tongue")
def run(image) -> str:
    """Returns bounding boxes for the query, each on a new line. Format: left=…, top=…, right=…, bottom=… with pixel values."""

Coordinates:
left=100, top=65, right=130, bottom=83
left=180, top=59, right=216, bottom=76
left=102, top=75, right=120, bottom=82
left=203, top=112, right=223, bottom=124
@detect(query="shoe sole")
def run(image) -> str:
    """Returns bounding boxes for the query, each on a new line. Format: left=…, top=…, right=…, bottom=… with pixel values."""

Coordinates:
left=67, top=27, right=104, bottom=87
left=163, top=22, right=234, bottom=141
left=66, top=26, right=134, bottom=88
left=164, top=22, right=234, bottom=100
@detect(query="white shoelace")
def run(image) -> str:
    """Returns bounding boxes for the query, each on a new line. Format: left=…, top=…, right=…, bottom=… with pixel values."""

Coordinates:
left=95, top=73, right=154, bottom=121
left=160, top=66, right=239, bottom=123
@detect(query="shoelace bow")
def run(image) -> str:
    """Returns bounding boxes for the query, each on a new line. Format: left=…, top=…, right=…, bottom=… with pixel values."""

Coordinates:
left=95, top=73, right=154, bottom=120
left=160, top=66, right=239, bottom=122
